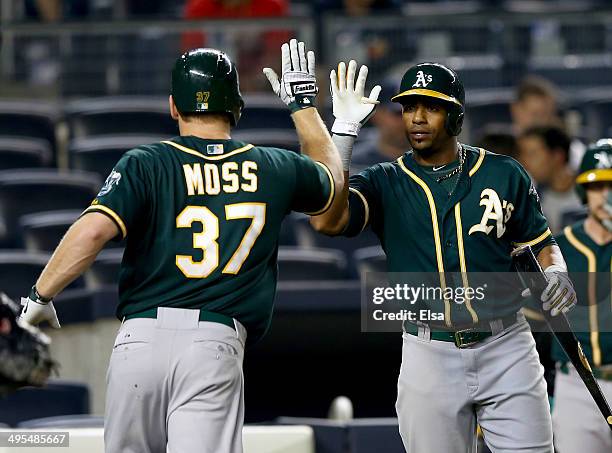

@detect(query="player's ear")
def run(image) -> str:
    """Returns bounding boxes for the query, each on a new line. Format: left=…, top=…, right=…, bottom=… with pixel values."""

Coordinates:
left=169, top=95, right=180, bottom=120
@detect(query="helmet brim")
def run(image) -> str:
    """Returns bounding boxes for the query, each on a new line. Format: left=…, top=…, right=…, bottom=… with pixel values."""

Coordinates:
left=391, top=88, right=462, bottom=106
left=576, top=169, right=612, bottom=185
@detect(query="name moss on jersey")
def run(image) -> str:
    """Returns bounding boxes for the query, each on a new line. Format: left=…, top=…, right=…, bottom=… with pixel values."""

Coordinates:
left=183, top=161, right=258, bottom=196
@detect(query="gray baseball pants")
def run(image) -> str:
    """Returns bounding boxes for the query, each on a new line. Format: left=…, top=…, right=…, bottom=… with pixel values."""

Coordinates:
left=104, top=307, right=247, bottom=453
left=396, top=314, right=553, bottom=453
left=552, top=364, right=612, bottom=453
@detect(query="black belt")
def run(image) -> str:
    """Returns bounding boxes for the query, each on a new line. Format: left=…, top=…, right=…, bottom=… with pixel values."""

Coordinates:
left=124, top=307, right=235, bottom=330
left=404, top=313, right=519, bottom=348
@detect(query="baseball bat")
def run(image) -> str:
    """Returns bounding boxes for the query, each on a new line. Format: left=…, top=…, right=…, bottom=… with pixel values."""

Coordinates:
left=511, top=245, right=612, bottom=430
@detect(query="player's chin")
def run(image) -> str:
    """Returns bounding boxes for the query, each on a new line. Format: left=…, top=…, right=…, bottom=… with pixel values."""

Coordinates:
left=408, top=137, right=433, bottom=151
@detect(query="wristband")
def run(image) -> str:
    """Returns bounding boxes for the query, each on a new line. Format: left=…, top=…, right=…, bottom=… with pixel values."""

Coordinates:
left=331, top=119, right=362, bottom=137
left=30, top=285, right=52, bottom=304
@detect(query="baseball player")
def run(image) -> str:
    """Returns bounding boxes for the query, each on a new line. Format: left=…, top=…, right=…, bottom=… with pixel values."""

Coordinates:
left=19, top=40, right=342, bottom=453
left=312, top=61, right=577, bottom=452
left=551, top=139, right=612, bottom=452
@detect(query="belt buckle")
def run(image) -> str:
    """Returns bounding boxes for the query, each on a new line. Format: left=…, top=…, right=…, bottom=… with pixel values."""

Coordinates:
left=454, top=328, right=478, bottom=348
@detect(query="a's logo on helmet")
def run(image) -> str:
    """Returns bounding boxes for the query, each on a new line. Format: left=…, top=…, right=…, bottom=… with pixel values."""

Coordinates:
left=594, top=152, right=612, bottom=169
left=196, top=91, right=210, bottom=111
left=412, top=71, right=433, bottom=88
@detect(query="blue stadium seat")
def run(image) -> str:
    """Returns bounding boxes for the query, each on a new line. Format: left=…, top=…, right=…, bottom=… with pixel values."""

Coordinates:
left=0, top=381, right=89, bottom=427
left=85, top=248, right=123, bottom=289
left=0, top=137, right=53, bottom=170
left=64, top=97, right=178, bottom=139
left=232, top=129, right=299, bottom=152
left=277, top=247, right=348, bottom=281
left=18, top=415, right=104, bottom=429
left=69, top=135, right=166, bottom=179
left=527, top=54, right=612, bottom=87
left=0, top=250, right=49, bottom=300
left=0, top=101, right=58, bottom=157
left=237, top=94, right=294, bottom=130
left=442, top=55, right=505, bottom=89
left=353, top=246, right=387, bottom=277
left=293, top=216, right=379, bottom=277
left=0, top=170, right=100, bottom=247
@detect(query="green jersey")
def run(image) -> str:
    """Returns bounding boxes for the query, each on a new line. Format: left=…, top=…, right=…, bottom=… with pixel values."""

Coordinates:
left=344, top=145, right=554, bottom=326
left=552, top=221, right=612, bottom=367
left=83, top=136, right=333, bottom=344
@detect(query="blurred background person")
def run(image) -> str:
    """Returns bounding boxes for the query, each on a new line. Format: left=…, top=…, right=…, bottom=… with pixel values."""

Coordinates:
left=351, top=78, right=408, bottom=172
left=182, top=0, right=290, bottom=91
left=517, top=125, right=581, bottom=234
left=512, top=75, right=586, bottom=170
left=475, top=124, right=518, bottom=158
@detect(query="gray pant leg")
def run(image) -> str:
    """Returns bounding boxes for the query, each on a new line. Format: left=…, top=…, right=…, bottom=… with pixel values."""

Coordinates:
left=166, top=323, right=245, bottom=453
left=553, top=365, right=612, bottom=453
left=476, top=321, right=553, bottom=453
left=105, top=320, right=167, bottom=453
left=396, top=332, right=478, bottom=453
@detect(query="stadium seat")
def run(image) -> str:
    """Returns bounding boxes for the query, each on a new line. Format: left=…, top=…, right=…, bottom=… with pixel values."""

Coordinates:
left=0, top=137, right=53, bottom=170
left=0, top=170, right=100, bottom=247
left=20, top=210, right=80, bottom=252
left=18, top=415, right=104, bottom=429
left=293, top=217, right=379, bottom=277
left=0, top=250, right=49, bottom=300
left=85, top=248, right=123, bottom=289
left=0, top=100, right=58, bottom=156
left=527, top=54, right=612, bottom=87
left=441, top=55, right=505, bottom=89
left=580, top=94, right=612, bottom=139
left=69, top=135, right=166, bottom=179
left=464, top=88, right=514, bottom=142
left=353, top=246, right=387, bottom=276
left=0, top=380, right=89, bottom=427
left=232, top=129, right=299, bottom=152
left=64, top=97, right=178, bottom=139
left=277, top=247, right=348, bottom=281
left=237, top=94, right=294, bottom=130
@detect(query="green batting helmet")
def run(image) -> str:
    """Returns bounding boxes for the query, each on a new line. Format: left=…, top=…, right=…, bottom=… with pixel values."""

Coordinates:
left=171, top=48, right=244, bottom=126
left=391, top=62, right=465, bottom=136
left=576, top=138, right=612, bottom=203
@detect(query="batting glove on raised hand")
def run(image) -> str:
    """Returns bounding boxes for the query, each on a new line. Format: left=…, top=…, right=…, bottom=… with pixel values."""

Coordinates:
left=20, top=287, right=60, bottom=329
left=330, top=60, right=381, bottom=137
left=541, top=265, right=577, bottom=316
left=263, top=39, right=318, bottom=113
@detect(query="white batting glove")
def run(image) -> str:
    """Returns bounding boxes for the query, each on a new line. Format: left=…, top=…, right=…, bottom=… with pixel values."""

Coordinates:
left=20, top=288, right=61, bottom=329
left=330, top=60, right=381, bottom=137
left=541, top=265, right=577, bottom=316
left=263, top=39, right=318, bottom=112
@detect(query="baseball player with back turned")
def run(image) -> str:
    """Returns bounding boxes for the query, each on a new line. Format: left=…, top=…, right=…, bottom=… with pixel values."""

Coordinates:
left=551, top=139, right=612, bottom=453
left=311, top=61, right=578, bottom=452
left=19, top=40, right=343, bottom=453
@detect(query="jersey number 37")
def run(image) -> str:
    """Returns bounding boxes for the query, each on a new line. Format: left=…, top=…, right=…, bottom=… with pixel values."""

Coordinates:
left=175, top=203, right=266, bottom=278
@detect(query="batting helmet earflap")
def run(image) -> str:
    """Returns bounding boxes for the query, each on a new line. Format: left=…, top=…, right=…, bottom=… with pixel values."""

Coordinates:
left=575, top=139, right=612, bottom=203
left=171, top=48, right=244, bottom=126
left=391, top=62, right=465, bottom=136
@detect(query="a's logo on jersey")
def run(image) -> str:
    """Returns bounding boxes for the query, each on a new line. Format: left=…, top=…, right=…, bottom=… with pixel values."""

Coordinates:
left=98, top=169, right=121, bottom=197
left=412, top=71, right=433, bottom=88
left=196, top=91, right=210, bottom=110
left=594, top=152, right=612, bottom=169
left=468, top=188, right=514, bottom=239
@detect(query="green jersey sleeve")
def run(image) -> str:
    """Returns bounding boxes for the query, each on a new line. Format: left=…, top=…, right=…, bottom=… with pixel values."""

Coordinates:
left=290, top=154, right=334, bottom=215
left=507, top=162, right=554, bottom=252
left=343, top=165, right=382, bottom=237
left=81, top=149, right=151, bottom=240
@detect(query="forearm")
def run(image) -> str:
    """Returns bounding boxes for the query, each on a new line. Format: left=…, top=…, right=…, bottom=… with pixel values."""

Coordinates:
left=36, top=216, right=113, bottom=299
left=537, top=244, right=567, bottom=271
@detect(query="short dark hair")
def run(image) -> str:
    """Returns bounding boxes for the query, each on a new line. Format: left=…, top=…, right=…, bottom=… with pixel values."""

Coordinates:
left=515, top=76, right=557, bottom=102
left=521, top=126, right=571, bottom=163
